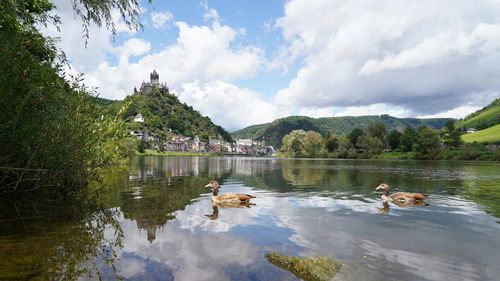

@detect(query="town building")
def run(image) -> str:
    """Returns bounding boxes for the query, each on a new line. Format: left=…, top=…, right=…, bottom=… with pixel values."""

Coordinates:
left=134, top=113, right=144, bottom=123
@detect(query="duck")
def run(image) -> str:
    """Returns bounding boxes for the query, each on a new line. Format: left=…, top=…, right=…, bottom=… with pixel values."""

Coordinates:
left=375, top=183, right=428, bottom=203
left=205, top=180, right=256, bottom=205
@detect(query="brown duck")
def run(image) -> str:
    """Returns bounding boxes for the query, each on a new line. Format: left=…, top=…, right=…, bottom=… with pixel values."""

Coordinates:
left=375, top=183, right=428, bottom=203
left=205, top=180, right=256, bottom=205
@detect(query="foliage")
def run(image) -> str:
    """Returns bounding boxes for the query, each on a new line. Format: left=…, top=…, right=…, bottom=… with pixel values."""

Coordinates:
left=324, top=133, right=339, bottom=152
left=232, top=114, right=454, bottom=148
left=415, top=125, right=441, bottom=160
left=400, top=126, right=417, bottom=152
left=367, top=121, right=387, bottom=141
left=118, top=92, right=232, bottom=142
left=461, top=123, right=500, bottom=143
left=357, top=135, right=385, bottom=155
left=441, top=120, right=462, bottom=148
left=303, top=131, right=324, bottom=157
left=348, top=128, right=364, bottom=148
left=387, top=129, right=402, bottom=150
left=71, top=0, right=148, bottom=44
left=455, top=98, right=500, bottom=130
left=281, top=130, right=307, bottom=157
left=0, top=0, right=134, bottom=192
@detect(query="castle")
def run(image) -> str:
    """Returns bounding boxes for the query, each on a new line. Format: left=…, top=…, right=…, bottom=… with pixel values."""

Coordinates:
left=135, top=70, right=169, bottom=95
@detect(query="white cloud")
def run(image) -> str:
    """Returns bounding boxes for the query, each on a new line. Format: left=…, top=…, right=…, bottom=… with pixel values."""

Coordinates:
left=150, top=11, right=173, bottom=29
left=273, top=0, right=500, bottom=115
left=176, top=81, right=282, bottom=131
left=77, top=16, right=263, bottom=102
left=117, top=38, right=151, bottom=58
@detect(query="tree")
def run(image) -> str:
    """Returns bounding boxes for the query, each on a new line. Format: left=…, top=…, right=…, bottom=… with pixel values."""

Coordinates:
left=357, top=135, right=385, bottom=154
left=415, top=125, right=440, bottom=159
left=281, top=130, right=307, bottom=157
left=324, top=133, right=339, bottom=152
left=348, top=128, right=364, bottom=148
left=441, top=121, right=462, bottom=149
left=303, top=131, right=324, bottom=157
left=400, top=126, right=417, bottom=152
left=387, top=129, right=402, bottom=151
left=0, top=0, right=145, bottom=191
left=338, top=134, right=351, bottom=150
left=367, top=121, right=387, bottom=141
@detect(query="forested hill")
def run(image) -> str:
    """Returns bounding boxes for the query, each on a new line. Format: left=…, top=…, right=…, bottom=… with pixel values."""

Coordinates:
left=232, top=115, right=453, bottom=148
left=105, top=90, right=232, bottom=142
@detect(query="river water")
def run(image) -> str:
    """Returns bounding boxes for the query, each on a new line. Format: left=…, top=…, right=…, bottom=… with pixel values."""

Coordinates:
left=1, top=156, right=499, bottom=280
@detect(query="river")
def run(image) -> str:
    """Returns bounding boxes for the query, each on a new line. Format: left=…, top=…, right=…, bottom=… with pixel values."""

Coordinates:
left=1, top=156, right=499, bottom=280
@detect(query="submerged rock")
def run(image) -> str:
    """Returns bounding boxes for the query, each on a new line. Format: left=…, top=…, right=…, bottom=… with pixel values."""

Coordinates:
left=265, top=252, right=341, bottom=281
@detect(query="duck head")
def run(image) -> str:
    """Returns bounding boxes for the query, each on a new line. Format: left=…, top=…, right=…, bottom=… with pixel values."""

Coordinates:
left=375, top=183, right=390, bottom=191
left=205, top=180, right=220, bottom=191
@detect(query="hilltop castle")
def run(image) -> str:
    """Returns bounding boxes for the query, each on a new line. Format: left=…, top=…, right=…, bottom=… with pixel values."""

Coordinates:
left=134, top=70, right=169, bottom=95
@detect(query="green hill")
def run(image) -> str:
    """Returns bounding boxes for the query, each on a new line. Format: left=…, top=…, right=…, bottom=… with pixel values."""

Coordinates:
left=456, top=99, right=500, bottom=130
left=462, top=124, right=500, bottom=143
left=232, top=114, right=453, bottom=148
left=109, top=89, right=232, bottom=142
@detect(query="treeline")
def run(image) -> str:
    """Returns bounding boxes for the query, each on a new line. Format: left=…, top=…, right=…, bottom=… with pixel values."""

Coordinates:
left=279, top=121, right=500, bottom=161
left=0, top=0, right=142, bottom=192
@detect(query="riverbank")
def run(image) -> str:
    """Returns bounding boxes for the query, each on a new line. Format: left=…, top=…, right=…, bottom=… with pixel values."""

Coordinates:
left=136, top=149, right=222, bottom=156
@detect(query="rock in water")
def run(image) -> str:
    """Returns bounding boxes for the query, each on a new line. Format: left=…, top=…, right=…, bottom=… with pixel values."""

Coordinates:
left=265, top=252, right=341, bottom=281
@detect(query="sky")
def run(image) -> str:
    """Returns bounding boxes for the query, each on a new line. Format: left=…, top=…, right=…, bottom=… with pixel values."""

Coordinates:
left=46, top=0, right=500, bottom=131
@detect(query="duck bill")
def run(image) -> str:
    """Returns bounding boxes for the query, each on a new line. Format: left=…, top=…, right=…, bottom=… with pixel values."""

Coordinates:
left=205, top=184, right=211, bottom=188
left=375, top=185, right=383, bottom=190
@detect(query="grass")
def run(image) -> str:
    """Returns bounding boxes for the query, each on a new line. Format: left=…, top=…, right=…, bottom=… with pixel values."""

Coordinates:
left=376, top=151, right=416, bottom=160
left=136, top=149, right=218, bottom=156
left=462, top=124, right=500, bottom=143
left=456, top=106, right=500, bottom=129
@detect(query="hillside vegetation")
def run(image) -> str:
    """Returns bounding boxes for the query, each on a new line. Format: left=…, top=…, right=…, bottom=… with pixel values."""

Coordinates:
left=108, top=90, right=232, bottom=142
left=456, top=99, right=500, bottom=130
left=233, top=115, right=453, bottom=148
left=462, top=124, right=500, bottom=143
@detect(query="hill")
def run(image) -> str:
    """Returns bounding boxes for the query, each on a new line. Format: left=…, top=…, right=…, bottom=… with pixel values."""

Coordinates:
left=110, top=89, right=232, bottom=142
left=456, top=99, right=500, bottom=130
left=232, top=115, right=453, bottom=148
left=462, top=123, right=500, bottom=143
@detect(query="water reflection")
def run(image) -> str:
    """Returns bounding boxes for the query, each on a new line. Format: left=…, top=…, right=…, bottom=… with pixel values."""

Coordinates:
left=1, top=157, right=499, bottom=281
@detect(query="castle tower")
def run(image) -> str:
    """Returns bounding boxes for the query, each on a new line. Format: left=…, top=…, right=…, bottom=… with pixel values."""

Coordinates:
left=150, top=70, right=159, bottom=85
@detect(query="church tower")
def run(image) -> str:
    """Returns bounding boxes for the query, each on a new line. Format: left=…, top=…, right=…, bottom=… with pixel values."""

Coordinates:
left=150, top=70, right=159, bottom=85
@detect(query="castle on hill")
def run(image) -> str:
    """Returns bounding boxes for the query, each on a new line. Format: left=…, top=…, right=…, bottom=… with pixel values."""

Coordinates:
left=134, top=70, right=169, bottom=95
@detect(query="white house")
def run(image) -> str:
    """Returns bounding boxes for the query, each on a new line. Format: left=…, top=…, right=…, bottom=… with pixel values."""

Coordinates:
left=466, top=128, right=478, bottom=134
left=236, top=139, right=253, bottom=146
left=134, top=113, right=144, bottom=123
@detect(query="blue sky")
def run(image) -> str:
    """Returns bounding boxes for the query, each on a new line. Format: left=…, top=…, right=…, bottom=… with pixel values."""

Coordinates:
left=48, top=0, right=500, bottom=131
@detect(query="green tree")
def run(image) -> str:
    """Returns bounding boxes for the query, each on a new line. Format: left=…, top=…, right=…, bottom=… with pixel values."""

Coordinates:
left=348, top=128, right=364, bottom=148
left=281, top=130, right=307, bottom=157
left=367, top=121, right=387, bottom=141
left=303, top=131, right=324, bottom=157
left=338, top=134, right=351, bottom=150
left=415, top=125, right=441, bottom=159
left=357, top=135, right=385, bottom=154
left=441, top=121, right=462, bottom=149
left=324, top=133, right=339, bottom=152
left=387, top=129, right=402, bottom=151
left=400, top=126, right=417, bottom=152
left=0, top=0, right=144, bottom=191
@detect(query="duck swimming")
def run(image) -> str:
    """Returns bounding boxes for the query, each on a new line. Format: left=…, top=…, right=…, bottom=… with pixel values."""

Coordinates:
left=375, top=183, right=428, bottom=203
left=205, top=180, right=256, bottom=205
